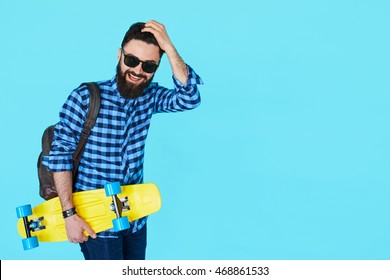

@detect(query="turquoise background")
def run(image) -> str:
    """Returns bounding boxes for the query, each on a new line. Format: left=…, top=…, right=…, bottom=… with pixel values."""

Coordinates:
left=1, top=0, right=389, bottom=260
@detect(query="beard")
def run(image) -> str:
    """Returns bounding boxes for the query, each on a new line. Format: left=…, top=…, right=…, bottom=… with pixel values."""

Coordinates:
left=116, top=63, right=154, bottom=99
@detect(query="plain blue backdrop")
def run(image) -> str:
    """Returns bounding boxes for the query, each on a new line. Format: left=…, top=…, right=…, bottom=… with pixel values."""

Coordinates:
left=1, top=0, right=389, bottom=260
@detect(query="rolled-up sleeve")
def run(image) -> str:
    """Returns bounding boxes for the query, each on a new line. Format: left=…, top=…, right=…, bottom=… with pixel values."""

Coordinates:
left=153, top=64, right=203, bottom=113
left=42, top=87, right=88, bottom=172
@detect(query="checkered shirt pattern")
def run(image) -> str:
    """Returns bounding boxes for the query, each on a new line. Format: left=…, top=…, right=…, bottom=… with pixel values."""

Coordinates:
left=42, top=65, right=202, bottom=237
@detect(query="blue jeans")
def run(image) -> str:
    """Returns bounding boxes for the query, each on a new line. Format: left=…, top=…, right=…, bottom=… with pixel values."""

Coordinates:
left=79, top=224, right=147, bottom=260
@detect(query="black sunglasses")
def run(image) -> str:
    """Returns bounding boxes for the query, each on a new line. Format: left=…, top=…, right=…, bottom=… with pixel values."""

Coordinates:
left=121, top=49, right=159, bottom=73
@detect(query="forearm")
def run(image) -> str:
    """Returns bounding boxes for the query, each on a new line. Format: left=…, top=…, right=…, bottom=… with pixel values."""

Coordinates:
left=165, top=46, right=188, bottom=85
left=142, top=20, right=188, bottom=84
left=53, top=171, right=74, bottom=211
left=52, top=171, right=96, bottom=242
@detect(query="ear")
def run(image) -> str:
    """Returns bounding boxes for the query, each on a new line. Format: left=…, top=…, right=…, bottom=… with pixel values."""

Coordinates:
left=117, top=48, right=122, bottom=61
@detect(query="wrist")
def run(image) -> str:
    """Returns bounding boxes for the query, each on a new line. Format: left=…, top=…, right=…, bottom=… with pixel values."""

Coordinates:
left=62, top=207, right=77, bottom=219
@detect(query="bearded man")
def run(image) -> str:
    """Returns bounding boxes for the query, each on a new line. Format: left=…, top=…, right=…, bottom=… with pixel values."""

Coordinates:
left=42, top=20, right=202, bottom=260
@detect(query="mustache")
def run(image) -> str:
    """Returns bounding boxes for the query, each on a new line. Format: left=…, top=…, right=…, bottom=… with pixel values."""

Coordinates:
left=126, top=70, right=147, bottom=80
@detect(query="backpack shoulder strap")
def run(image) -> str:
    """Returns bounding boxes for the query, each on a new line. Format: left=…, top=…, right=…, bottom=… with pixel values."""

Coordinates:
left=82, top=82, right=101, bottom=132
left=72, top=82, right=101, bottom=173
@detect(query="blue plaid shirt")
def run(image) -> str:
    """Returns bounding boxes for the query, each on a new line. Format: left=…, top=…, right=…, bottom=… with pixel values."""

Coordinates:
left=42, top=65, right=202, bottom=237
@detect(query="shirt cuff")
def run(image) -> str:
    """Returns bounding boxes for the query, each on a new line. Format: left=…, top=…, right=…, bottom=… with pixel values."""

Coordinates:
left=42, top=155, right=73, bottom=172
left=172, top=64, right=204, bottom=90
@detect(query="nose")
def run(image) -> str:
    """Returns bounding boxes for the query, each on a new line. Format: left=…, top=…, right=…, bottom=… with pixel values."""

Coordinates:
left=132, top=62, right=144, bottom=74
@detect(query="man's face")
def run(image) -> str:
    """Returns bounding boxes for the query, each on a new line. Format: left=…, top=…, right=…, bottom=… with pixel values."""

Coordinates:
left=116, top=39, right=160, bottom=99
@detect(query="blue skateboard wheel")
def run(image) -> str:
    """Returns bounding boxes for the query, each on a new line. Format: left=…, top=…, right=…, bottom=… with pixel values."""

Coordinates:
left=22, top=236, right=39, bottom=250
left=112, top=216, right=130, bottom=232
left=16, top=204, right=32, bottom=218
left=104, top=182, right=121, bottom=196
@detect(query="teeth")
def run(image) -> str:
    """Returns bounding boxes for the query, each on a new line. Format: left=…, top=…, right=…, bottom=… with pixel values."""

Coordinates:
left=128, top=73, right=141, bottom=80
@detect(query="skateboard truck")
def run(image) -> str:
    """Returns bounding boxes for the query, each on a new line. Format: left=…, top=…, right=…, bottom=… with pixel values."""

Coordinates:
left=16, top=204, right=40, bottom=250
left=104, top=182, right=131, bottom=232
left=110, top=196, right=130, bottom=212
left=28, top=217, right=46, bottom=232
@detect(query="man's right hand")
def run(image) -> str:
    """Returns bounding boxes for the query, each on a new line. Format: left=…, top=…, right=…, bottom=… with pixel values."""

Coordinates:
left=65, top=214, right=97, bottom=243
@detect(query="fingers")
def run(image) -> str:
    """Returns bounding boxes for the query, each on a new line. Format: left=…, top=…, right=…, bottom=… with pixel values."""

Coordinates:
left=68, top=234, right=87, bottom=244
left=84, top=223, right=97, bottom=239
left=142, top=20, right=173, bottom=52
left=68, top=229, right=88, bottom=244
left=142, top=20, right=167, bottom=39
left=65, top=215, right=96, bottom=244
left=143, top=20, right=165, bottom=32
left=68, top=230, right=93, bottom=244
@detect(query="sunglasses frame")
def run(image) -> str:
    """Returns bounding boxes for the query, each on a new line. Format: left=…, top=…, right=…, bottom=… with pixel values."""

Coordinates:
left=121, top=48, right=159, bottom=73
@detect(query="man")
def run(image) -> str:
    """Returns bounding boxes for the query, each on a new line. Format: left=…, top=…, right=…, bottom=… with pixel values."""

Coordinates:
left=42, top=20, right=202, bottom=260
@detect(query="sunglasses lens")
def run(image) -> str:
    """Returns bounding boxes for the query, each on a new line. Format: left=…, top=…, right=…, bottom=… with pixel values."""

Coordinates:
left=142, top=62, right=158, bottom=73
left=124, top=55, right=140, bottom=68
left=122, top=51, right=158, bottom=73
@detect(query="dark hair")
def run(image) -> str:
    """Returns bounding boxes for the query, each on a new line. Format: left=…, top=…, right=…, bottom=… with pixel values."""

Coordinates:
left=121, top=22, right=164, bottom=57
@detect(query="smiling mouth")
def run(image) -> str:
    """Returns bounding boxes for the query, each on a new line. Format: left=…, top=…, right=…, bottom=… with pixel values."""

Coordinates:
left=127, top=71, right=147, bottom=83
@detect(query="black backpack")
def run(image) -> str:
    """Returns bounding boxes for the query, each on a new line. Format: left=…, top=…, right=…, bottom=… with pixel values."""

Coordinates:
left=38, top=82, right=101, bottom=200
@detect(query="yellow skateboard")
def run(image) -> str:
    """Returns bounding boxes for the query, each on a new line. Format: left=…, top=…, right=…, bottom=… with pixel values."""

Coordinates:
left=16, top=182, right=161, bottom=250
